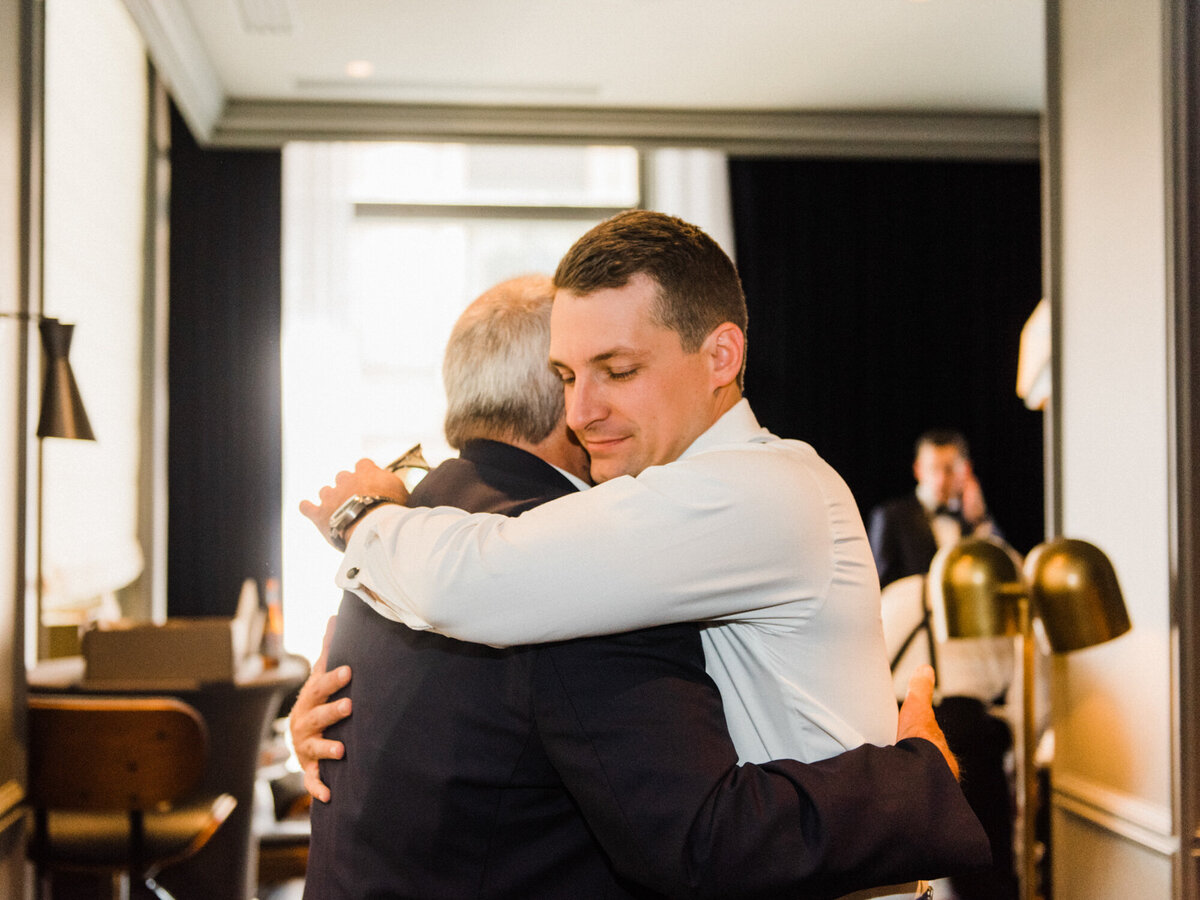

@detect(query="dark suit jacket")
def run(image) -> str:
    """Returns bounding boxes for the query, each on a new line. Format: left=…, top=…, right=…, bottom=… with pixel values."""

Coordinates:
left=868, top=493, right=941, bottom=589
left=304, top=439, right=989, bottom=899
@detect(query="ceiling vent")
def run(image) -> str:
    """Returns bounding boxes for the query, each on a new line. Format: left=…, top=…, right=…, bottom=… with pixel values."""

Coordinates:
left=235, top=0, right=294, bottom=35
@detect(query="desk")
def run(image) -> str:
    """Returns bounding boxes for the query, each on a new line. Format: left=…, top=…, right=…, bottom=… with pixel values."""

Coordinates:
left=28, top=654, right=309, bottom=900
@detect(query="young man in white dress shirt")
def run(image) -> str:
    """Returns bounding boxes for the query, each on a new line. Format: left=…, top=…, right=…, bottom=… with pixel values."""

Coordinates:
left=299, top=211, right=977, bottom=897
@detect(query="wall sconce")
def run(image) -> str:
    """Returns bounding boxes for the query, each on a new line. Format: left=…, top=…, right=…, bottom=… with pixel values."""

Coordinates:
left=2, top=312, right=95, bottom=659
left=1, top=312, right=94, bottom=440
left=929, top=536, right=1130, bottom=900
left=35, top=317, right=94, bottom=441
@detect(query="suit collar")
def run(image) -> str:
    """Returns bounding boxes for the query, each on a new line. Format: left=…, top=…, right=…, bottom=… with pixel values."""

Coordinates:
left=458, top=439, right=581, bottom=492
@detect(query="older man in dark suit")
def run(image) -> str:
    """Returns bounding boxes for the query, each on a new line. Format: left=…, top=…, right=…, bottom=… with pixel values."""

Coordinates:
left=296, top=276, right=988, bottom=899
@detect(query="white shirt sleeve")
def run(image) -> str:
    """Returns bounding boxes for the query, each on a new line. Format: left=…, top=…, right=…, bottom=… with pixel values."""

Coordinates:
left=338, top=445, right=836, bottom=647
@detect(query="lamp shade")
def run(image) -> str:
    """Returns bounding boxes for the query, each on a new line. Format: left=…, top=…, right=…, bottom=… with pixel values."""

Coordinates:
left=36, top=318, right=95, bottom=441
left=929, top=537, right=1023, bottom=642
left=1025, top=538, right=1131, bottom=653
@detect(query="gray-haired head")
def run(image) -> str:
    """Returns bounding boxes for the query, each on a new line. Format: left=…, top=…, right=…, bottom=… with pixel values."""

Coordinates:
left=442, top=274, right=564, bottom=450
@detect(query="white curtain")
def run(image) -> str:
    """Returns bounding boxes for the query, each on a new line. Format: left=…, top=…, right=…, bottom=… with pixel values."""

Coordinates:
left=279, top=143, right=731, bottom=659
left=39, top=0, right=147, bottom=628
left=644, top=148, right=735, bottom=260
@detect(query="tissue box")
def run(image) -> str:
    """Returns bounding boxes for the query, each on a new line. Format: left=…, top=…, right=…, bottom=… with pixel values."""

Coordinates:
left=82, top=618, right=239, bottom=684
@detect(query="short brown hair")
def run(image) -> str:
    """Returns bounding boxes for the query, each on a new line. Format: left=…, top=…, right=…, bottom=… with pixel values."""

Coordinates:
left=915, top=428, right=971, bottom=461
left=553, top=210, right=748, bottom=383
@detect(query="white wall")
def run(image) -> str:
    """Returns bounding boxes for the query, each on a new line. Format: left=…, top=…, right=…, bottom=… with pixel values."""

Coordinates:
left=38, top=0, right=148, bottom=628
left=1049, top=0, right=1180, bottom=891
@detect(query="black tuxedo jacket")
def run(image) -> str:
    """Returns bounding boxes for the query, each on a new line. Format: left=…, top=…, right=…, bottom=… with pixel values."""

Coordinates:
left=868, top=494, right=941, bottom=589
left=304, top=440, right=989, bottom=899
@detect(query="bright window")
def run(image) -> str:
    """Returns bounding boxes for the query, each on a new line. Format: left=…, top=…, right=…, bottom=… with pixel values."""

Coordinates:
left=280, top=142, right=640, bottom=658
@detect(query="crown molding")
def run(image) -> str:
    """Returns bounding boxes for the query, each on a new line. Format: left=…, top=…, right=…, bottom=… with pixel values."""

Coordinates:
left=209, top=99, right=1040, bottom=159
left=120, top=0, right=224, bottom=141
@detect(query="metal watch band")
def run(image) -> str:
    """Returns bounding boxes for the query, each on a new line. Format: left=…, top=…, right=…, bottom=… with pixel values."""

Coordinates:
left=328, top=495, right=397, bottom=552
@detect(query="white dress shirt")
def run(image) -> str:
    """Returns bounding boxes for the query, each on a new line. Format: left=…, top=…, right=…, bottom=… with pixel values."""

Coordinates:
left=338, top=399, right=899, bottom=769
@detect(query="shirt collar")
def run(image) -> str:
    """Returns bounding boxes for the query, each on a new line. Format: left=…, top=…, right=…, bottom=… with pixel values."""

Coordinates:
left=552, top=465, right=591, bottom=492
left=915, top=484, right=939, bottom=514
left=677, top=398, right=772, bottom=461
left=916, top=484, right=960, bottom=517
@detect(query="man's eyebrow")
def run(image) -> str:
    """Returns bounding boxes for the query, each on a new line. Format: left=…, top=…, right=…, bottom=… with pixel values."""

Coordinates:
left=550, top=348, right=643, bottom=369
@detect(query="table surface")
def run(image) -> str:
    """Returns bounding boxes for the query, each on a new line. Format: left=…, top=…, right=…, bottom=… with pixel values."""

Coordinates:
left=28, top=652, right=308, bottom=693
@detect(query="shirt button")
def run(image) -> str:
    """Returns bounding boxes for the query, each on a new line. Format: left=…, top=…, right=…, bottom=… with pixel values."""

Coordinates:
left=346, top=567, right=359, bottom=578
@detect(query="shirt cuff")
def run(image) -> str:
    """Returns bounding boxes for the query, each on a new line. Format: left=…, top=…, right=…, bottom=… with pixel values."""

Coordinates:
left=334, top=504, right=412, bottom=619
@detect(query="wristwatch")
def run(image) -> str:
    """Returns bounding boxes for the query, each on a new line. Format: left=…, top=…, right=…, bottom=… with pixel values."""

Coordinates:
left=328, top=494, right=398, bottom=552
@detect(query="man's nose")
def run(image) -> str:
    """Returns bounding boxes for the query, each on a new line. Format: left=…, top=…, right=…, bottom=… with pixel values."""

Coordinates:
left=565, top=378, right=603, bottom=432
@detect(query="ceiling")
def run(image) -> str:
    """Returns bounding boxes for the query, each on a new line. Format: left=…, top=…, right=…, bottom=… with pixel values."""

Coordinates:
left=122, top=0, right=1045, bottom=153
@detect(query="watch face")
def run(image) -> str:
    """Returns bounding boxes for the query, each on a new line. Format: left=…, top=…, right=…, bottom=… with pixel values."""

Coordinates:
left=329, top=496, right=366, bottom=550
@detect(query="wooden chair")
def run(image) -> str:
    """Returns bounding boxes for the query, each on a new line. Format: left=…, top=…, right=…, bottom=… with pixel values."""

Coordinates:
left=26, top=695, right=238, bottom=900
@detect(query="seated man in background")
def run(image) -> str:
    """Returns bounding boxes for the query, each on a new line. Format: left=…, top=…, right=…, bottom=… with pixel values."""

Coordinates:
left=299, top=214, right=991, bottom=897
left=867, top=428, right=1000, bottom=590
left=869, top=429, right=1018, bottom=900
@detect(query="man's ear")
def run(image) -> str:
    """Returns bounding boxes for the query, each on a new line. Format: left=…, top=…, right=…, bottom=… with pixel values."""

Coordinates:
left=704, top=322, right=745, bottom=389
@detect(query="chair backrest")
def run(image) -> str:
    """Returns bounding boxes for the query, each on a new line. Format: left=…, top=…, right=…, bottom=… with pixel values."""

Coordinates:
left=27, top=695, right=210, bottom=812
left=881, top=575, right=1016, bottom=704
left=880, top=574, right=932, bottom=703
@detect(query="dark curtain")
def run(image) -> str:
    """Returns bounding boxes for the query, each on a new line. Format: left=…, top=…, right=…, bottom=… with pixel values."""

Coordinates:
left=167, top=104, right=282, bottom=617
left=729, top=157, right=1044, bottom=554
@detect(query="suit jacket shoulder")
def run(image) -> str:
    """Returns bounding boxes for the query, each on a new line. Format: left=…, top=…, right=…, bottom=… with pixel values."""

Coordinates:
left=868, top=493, right=937, bottom=588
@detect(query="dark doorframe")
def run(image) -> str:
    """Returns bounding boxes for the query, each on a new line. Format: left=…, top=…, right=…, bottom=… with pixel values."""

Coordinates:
left=1168, top=0, right=1200, bottom=895
left=0, top=0, right=38, bottom=890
